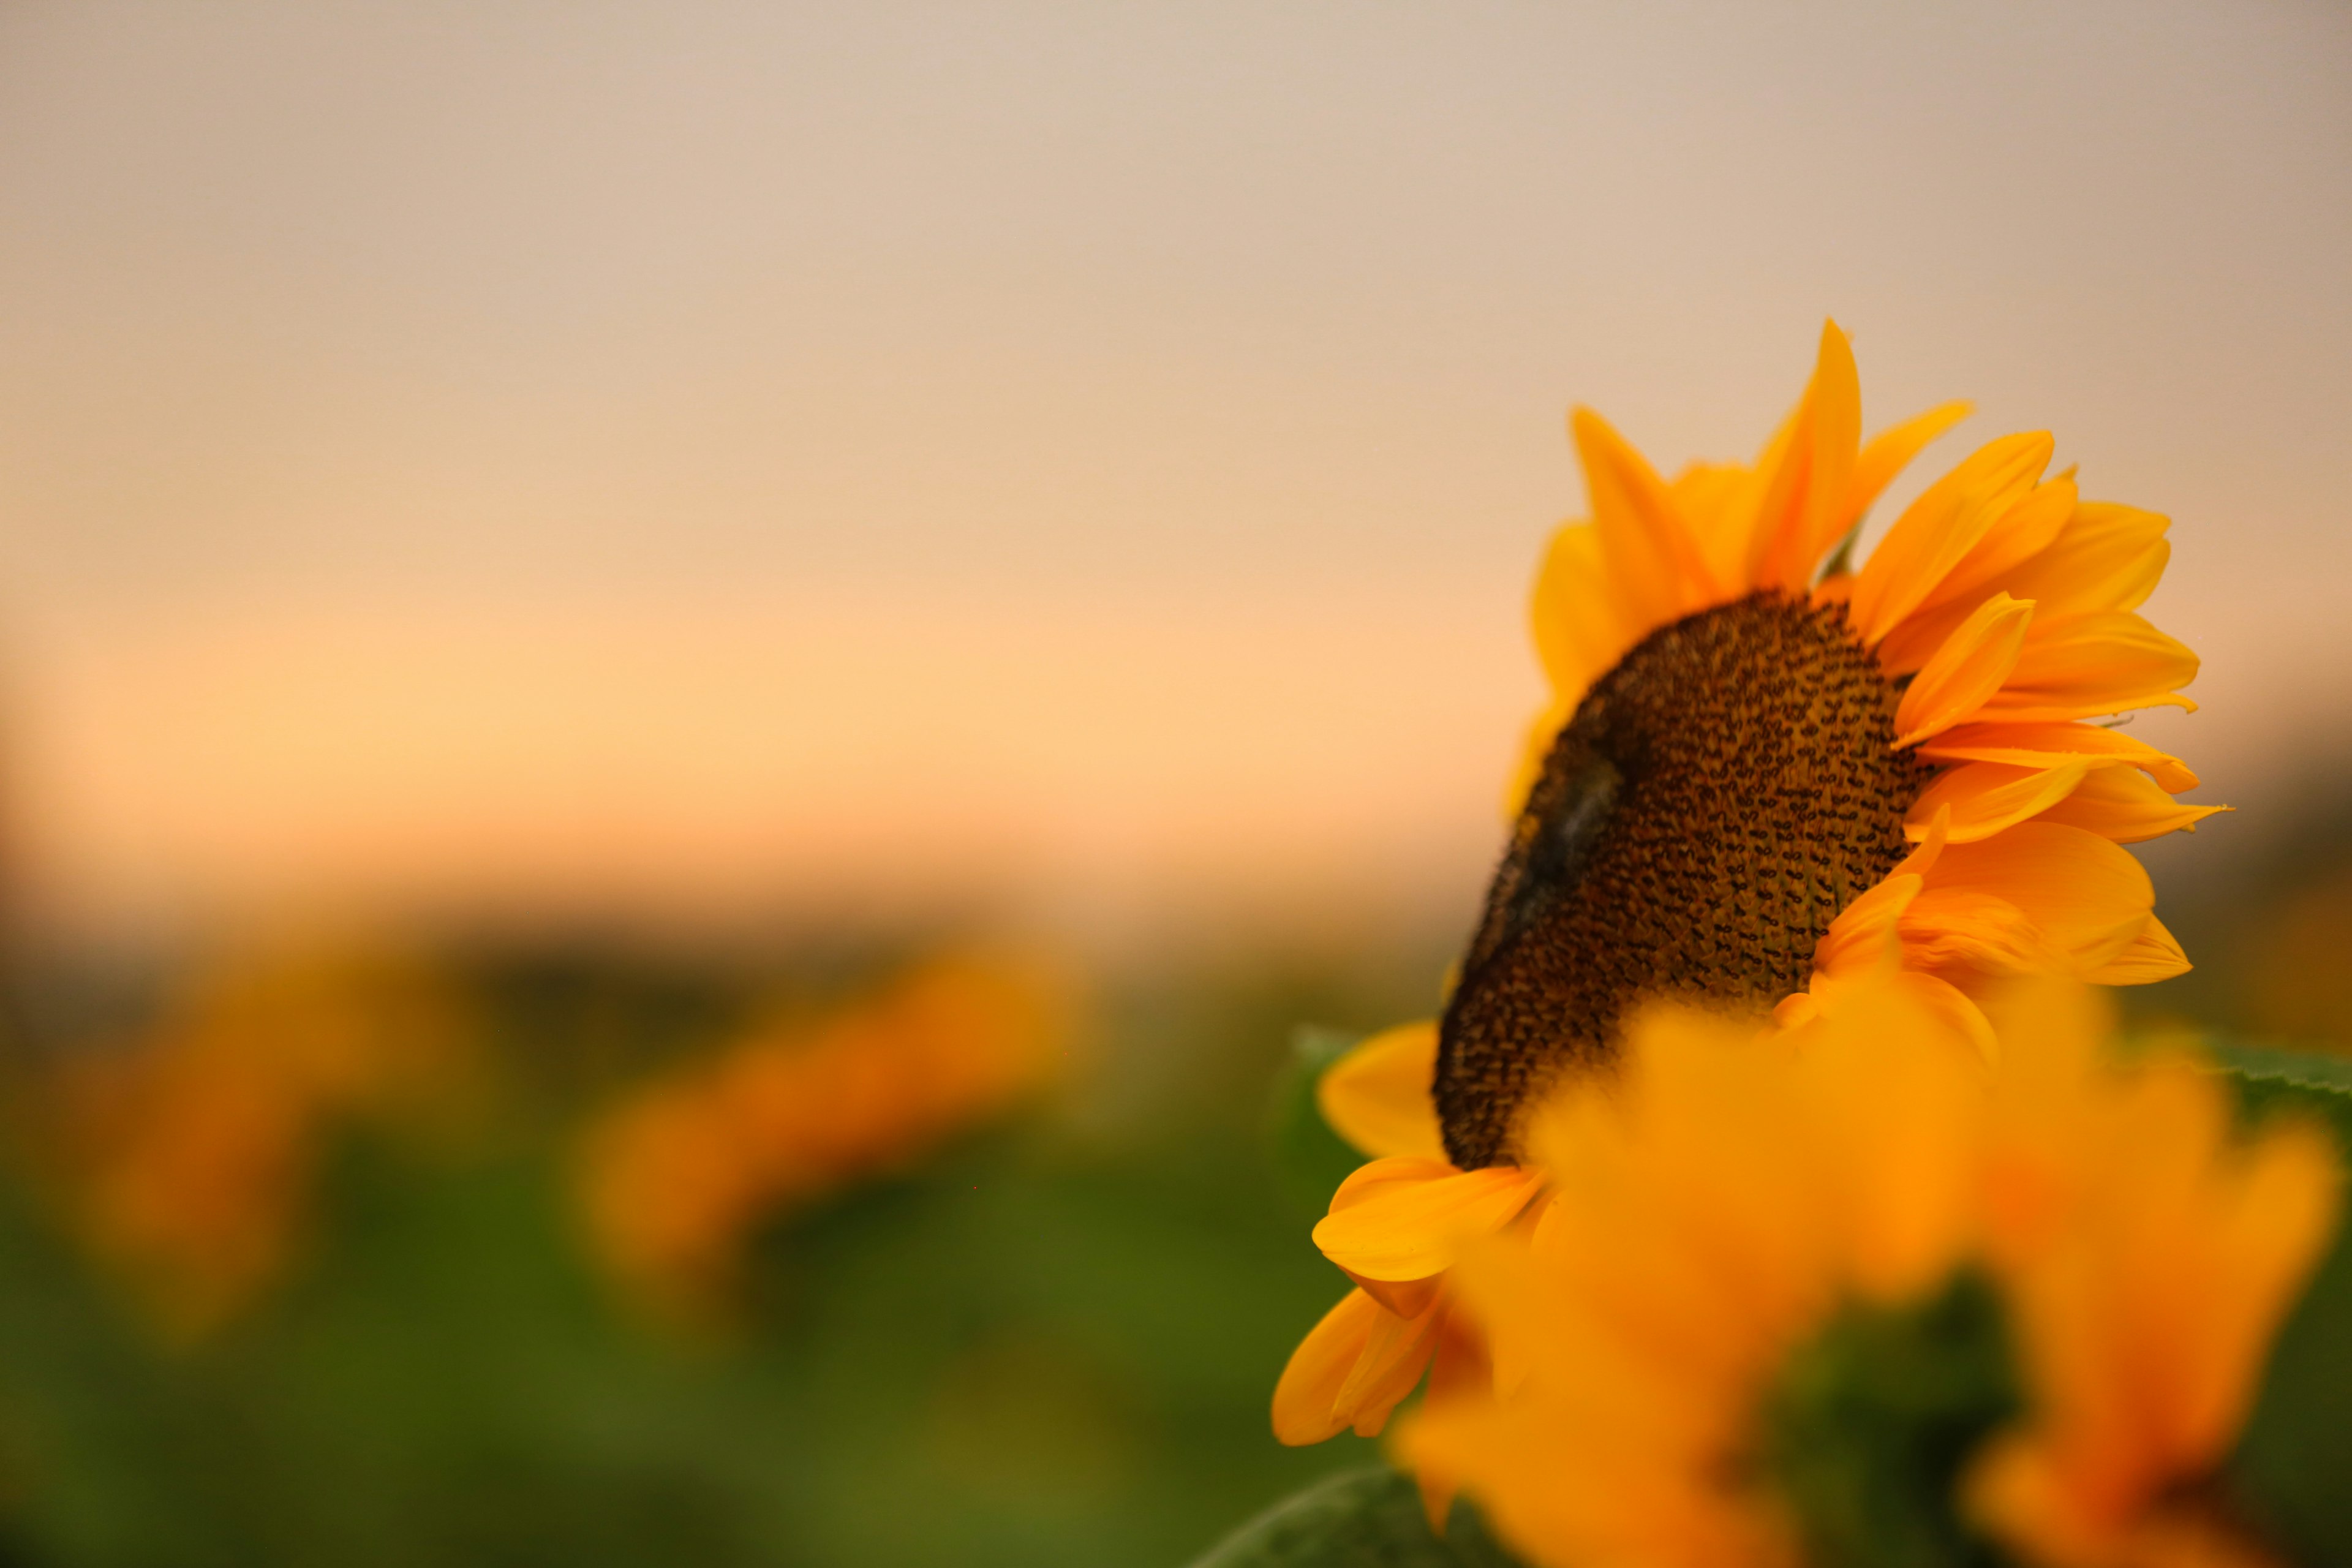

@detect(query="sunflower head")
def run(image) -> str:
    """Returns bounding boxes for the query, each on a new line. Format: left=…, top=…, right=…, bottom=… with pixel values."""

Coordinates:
left=1440, top=589, right=1931, bottom=1167
left=1435, top=323, right=2207, bottom=1169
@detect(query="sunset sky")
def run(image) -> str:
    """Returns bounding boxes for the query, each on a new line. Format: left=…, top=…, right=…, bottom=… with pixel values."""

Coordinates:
left=1, top=2, right=2346, bottom=941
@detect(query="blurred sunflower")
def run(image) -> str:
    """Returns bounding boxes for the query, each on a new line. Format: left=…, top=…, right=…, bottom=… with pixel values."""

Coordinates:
left=578, top=951, right=1073, bottom=1320
left=1398, top=978, right=2339, bottom=1568
left=58, top=940, right=476, bottom=1336
left=1278, top=323, right=2216, bottom=1459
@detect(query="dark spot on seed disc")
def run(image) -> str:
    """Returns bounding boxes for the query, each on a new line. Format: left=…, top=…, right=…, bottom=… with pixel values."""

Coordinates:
left=1436, top=591, right=1931, bottom=1168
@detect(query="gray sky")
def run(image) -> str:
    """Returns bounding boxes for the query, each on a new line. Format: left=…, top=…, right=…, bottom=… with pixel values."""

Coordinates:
left=0, top=2, right=2344, bottom=932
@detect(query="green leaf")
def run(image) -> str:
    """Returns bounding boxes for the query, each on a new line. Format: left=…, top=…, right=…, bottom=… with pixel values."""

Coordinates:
left=2209, top=1046, right=2352, bottom=1564
left=2206, top=1041, right=2352, bottom=1095
left=1267, top=1026, right=1372, bottom=1221
left=2207, top=1041, right=2352, bottom=1149
left=1186, top=1466, right=1529, bottom=1568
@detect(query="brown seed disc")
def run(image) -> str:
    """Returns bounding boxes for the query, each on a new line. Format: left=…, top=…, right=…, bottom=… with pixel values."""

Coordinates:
left=1435, top=590, right=1931, bottom=1168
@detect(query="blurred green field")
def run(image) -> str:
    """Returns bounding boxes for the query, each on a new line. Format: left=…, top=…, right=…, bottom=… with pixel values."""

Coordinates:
left=0, top=938, right=1433, bottom=1568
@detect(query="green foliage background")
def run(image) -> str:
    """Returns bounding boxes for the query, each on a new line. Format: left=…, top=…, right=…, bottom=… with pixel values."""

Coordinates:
left=0, top=949, right=1416, bottom=1568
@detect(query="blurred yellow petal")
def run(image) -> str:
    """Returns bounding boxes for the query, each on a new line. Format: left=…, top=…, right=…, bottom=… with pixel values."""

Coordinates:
left=1335, top=1294, right=1447, bottom=1436
left=1346, top=1268, right=1443, bottom=1319
left=1317, top=1021, right=1446, bottom=1163
left=1571, top=406, right=1725, bottom=624
left=1314, top=1159, right=1545, bottom=1282
left=1670, top=461, right=1759, bottom=589
left=1970, top=1048, right=2341, bottom=1568
left=1408, top=972, right=2336, bottom=1568
left=1529, top=521, right=1625, bottom=712
left=1271, top=1289, right=1384, bottom=1444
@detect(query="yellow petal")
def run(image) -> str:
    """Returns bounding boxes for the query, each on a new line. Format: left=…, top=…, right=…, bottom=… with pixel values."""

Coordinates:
left=1917, top=721, right=2199, bottom=794
left=1411, top=1319, right=1487, bottom=1529
left=1317, top=1021, right=1447, bottom=1163
left=1272, top=1288, right=1382, bottom=1444
left=1803, top=903, right=2002, bottom=1063
left=1899, top=889, right=2052, bottom=974
left=1671, top=461, right=1758, bottom=589
left=1850, top=431, right=2054, bottom=647
left=1893, top=593, right=2036, bottom=747
left=2081, top=916, right=2190, bottom=984
left=1313, top=1159, right=1545, bottom=1283
left=1749, top=320, right=1863, bottom=593
left=1802, top=810, right=1950, bottom=995
left=1333, top=1293, right=1446, bottom=1436
left=1344, top=1267, right=1442, bottom=1319
left=1812, top=872, right=1926, bottom=978
left=2036, top=764, right=2228, bottom=845
left=1906, top=760, right=2095, bottom=845
left=2003, top=501, right=2171, bottom=619
left=1868, top=485, right=2154, bottom=675
left=1888, top=969, right=2000, bottom=1067
left=1840, top=399, right=1973, bottom=532
left=1529, top=522, right=1624, bottom=712
left=1910, top=474, right=2079, bottom=620
left=1571, top=407, right=1723, bottom=630
left=1985, top=611, right=2199, bottom=723
left=1898, top=803, right=1954, bottom=874
left=1917, top=821, right=2157, bottom=976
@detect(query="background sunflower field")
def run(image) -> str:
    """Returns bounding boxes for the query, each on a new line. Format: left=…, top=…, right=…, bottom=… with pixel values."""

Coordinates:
left=0, top=3, right=2346, bottom=1565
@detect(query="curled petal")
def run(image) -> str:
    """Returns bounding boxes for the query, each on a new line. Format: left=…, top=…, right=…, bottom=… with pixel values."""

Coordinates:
left=2080, top=916, right=2191, bottom=985
left=1917, top=821, right=2158, bottom=977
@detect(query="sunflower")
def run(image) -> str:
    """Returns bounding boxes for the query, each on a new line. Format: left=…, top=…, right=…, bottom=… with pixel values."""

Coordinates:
left=1275, top=323, right=2217, bottom=1453
left=58, top=941, right=474, bottom=1336
left=1395, top=976, right=2339, bottom=1568
left=1966, top=987, right=2340, bottom=1568
left=579, top=952, right=1071, bottom=1319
